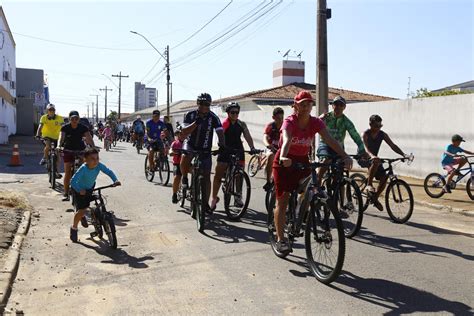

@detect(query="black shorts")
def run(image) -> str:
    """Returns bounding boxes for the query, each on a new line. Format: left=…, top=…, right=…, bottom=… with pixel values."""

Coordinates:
left=317, top=143, right=337, bottom=159
left=217, top=150, right=245, bottom=165
left=147, top=141, right=164, bottom=152
left=173, top=164, right=182, bottom=176
left=358, top=159, right=387, bottom=181
left=73, top=189, right=93, bottom=209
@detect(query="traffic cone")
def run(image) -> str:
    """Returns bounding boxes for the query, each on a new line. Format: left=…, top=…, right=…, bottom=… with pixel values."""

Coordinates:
left=7, top=144, right=23, bottom=167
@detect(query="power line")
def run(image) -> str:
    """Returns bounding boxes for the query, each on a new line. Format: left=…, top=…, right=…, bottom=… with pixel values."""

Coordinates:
left=173, top=0, right=234, bottom=50
left=140, top=57, right=163, bottom=82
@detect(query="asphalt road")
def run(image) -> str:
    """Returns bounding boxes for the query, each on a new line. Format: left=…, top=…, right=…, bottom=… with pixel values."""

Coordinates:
left=2, top=141, right=473, bottom=315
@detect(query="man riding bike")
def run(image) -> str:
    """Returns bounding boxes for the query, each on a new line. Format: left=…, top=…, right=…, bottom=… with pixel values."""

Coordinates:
left=116, top=120, right=125, bottom=141
left=58, top=111, right=95, bottom=201
left=263, top=107, right=284, bottom=191
left=146, top=110, right=168, bottom=171
left=180, top=93, right=225, bottom=213
left=36, top=103, right=64, bottom=178
left=210, top=102, right=257, bottom=211
left=317, top=95, right=366, bottom=183
left=132, top=115, right=146, bottom=147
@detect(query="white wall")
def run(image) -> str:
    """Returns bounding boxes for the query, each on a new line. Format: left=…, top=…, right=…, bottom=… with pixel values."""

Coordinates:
left=214, top=94, right=474, bottom=180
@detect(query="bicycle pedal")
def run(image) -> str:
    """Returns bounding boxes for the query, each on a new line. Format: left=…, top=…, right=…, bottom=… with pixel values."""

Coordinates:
left=90, top=232, right=98, bottom=238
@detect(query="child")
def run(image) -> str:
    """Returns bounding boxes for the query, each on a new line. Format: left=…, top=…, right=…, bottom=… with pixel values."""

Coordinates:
left=441, top=134, right=473, bottom=193
left=101, top=124, right=112, bottom=150
left=69, top=147, right=121, bottom=242
left=170, top=129, right=185, bottom=204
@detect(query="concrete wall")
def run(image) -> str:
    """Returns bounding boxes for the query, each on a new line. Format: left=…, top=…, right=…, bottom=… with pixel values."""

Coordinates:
left=16, top=98, right=34, bottom=135
left=214, top=94, right=474, bottom=180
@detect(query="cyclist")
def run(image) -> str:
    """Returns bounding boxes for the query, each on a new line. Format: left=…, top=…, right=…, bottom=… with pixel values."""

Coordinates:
left=170, top=128, right=185, bottom=204
left=116, top=120, right=125, bottom=141
left=263, top=107, right=284, bottom=191
left=210, top=102, right=257, bottom=211
left=132, top=115, right=146, bottom=147
left=274, top=91, right=352, bottom=252
left=441, top=134, right=473, bottom=193
left=146, top=110, right=168, bottom=171
left=180, top=93, right=225, bottom=213
left=362, top=114, right=409, bottom=210
left=58, top=111, right=95, bottom=201
left=163, top=116, right=175, bottom=139
left=101, top=124, right=113, bottom=150
left=317, top=96, right=366, bottom=183
left=36, top=103, right=64, bottom=178
left=69, top=147, right=120, bottom=242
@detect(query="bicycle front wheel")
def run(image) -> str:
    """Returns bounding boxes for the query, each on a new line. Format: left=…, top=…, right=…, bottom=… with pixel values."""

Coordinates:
left=423, top=173, right=446, bottom=198
left=144, top=156, right=155, bottom=182
left=224, top=169, right=251, bottom=220
left=194, top=176, right=206, bottom=232
left=247, top=155, right=260, bottom=177
left=466, top=178, right=473, bottom=200
left=102, top=212, right=117, bottom=249
left=157, top=157, right=170, bottom=186
left=385, top=179, right=414, bottom=223
left=49, top=155, right=56, bottom=190
left=265, top=184, right=276, bottom=214
left=305, top=198, right=345, bottom=284
left=335, top=178, right=363, bottom=238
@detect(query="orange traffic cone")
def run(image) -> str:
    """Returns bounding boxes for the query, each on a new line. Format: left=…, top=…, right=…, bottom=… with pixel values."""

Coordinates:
left=7, top=144, right=23, bottom=167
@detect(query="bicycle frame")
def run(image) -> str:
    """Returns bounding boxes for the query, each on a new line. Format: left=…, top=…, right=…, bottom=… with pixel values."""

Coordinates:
left=445, top=156, right=474, bottom=184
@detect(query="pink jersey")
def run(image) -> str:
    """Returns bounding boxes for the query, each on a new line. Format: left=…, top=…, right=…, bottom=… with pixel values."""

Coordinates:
left=279, top=114, right=326, bottom=156
left=102, top=127, right=112, bottom=138
left=171, top=139, right=183, bottom=165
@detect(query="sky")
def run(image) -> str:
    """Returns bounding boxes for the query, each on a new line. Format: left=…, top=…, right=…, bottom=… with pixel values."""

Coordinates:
left=1, top=0, right=473, bottom=117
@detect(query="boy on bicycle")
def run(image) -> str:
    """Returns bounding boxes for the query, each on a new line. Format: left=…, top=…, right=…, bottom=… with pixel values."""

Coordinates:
left=171, top=128, right=185, bottom=204
left=263, top=107, right=284, bottom=191
left=362, top=114, right=409, bottom=210
left=441, top=134, right=473, bottom=193
left=69, top=148, right=121, bottom=242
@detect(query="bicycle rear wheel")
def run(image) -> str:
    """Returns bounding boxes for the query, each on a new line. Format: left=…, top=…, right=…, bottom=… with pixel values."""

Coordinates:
left=144, top=156, right=155, bottom=182
left=335, top=178, right=363, bottom=238
left=305, top=198, right=345, bottom=284
left=157, top=157, right=170, bottom=186
left=102, top=212, right=117, bottom=249
left=247, top=155, right=260, bottom=177
left=224, top=169, right=251, bottom=220
left=423, top=173, right=446, bottom=198
left=265, top=184, right=275, bottom=214
left=194, top=176, right=206, bottom=232
left=350, top=173, right=369, bottom=212
left=385, top=179, right=414, bottom=223
left=467, top=178, right=473, bottom=200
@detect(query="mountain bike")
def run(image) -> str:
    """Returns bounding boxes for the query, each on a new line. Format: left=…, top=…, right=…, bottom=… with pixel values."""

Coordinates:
left=38, top=137, right=60, bottom=190
left=351, top=155, right=414, bottom=224
left=136, top=135, right=144, bottom=154
left=144, top=141, right=170, bottom=186
left=267, top=161, right=345, bottom=284
left=247, top=150, right=269, bottom=177
left=424, top=155, right=474, bottom=200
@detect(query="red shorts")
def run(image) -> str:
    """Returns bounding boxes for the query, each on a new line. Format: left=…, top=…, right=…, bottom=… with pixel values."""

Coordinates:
left=272, top=151, right=310, bottom=198
left=62, top=151, right=75, bottom=163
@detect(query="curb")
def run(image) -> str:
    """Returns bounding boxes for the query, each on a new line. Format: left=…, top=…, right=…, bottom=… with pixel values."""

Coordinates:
left=0, top=210, right=31, bottom=311
left=414, top=200, right=474, bottom=217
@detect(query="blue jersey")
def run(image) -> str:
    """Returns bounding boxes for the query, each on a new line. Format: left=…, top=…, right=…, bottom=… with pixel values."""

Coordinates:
left=133, top=120, right=145, bottom=134
left=146, top=119, right=167, bottom=140
left=71, top=162, right=118, bottom=191
left=441, top=144, right=464, bottom=166
left=183, top=110, right=222, bottom=150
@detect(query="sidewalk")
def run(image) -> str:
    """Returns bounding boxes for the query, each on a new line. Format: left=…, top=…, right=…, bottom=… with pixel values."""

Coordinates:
left=0, top=136, right=44, bottom=157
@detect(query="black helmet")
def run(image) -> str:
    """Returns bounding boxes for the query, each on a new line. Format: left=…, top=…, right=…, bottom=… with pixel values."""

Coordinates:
left=225, top=102, right=240, bottom=113
left=197, top=93, right=212, bottom=105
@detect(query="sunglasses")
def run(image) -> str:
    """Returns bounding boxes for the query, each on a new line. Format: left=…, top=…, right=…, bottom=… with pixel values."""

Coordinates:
left=229, top=111, right=239, bottom=115
left=199, top=102, right=211, bottom=107
left=70, top=117, right=79, bottom=121
left=333, top=102, right=345, bottom=107
left=47, top=108, right=55, bottom=111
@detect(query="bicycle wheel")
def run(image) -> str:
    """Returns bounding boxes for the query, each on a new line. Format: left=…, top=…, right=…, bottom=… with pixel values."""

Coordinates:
left=157, top=157, right=170, bottom=186
left=102, top=212, right=117, bottom=249
left=224, top=169, right=251, bottom=220
left=247, top=155, right=260, bottom=177
left=335, top=178, right=363, bottom=238
left=194, top=176, right=206, bottom=232
left=305, top=198, right=345, bottom=284
left=49, top=155, right=56, bottom=190
left=144, top=156, right=155, bottom=182
left=267, top=199, right=291, bottom=258
left=350, top=173, right=370, bottom=212
left=113, top=138, right=117, bottom=147
left=265, top=184, right=276, bottom=214
left=423, top=173, right=446, bottom=198
left=466, top=178, right=473, bottom=200
left=385, top=179, right=414, bottom=223
left=179, top=184, right=187, bottom=208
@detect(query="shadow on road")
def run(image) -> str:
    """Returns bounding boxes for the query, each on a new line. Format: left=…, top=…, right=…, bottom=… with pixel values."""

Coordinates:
left=78, top=239, right=154, bottom=269
left=353, top=229, right=474, bottom=261
left=112, top=214, right=131, bottom=227
left=331, top=271, right=472, bottom=315
left=406, top=221, right=474, bottom=239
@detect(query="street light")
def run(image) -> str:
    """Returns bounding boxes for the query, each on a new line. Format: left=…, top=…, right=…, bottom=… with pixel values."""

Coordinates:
left=130, top=30, right=170, bottom=117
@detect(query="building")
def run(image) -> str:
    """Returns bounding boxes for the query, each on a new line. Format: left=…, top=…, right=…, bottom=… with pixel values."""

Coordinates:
left=432, top=80, right=474, bottom=93
left=134, top=82, right=157, bottom=111
left=16, top=68, right=46, bottom=135
left=0, top=7, right=16, bottom=144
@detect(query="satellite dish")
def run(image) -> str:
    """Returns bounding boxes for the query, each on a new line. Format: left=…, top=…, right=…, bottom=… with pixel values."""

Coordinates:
left=283, top=49, right=291, bottom=58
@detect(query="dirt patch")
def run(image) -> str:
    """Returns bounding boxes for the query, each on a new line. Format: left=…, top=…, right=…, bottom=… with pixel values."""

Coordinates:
left=0, top=191, right=31, bottom=256
left=0, top=191, right=32, bottom=211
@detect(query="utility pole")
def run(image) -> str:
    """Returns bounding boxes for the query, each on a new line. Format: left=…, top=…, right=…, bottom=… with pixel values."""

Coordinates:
left=316, top=0, right=331, bottom=115
left=112, top=71, right=129, bottom=119
left=90, top=94, right=99, bottom=123
left=407, top=76, right=411, bottom=99
left=170, top=82, right=173, bottom=103
left=166, top=45, right=170, bottom=117
left=99, top=86, right=113, bottom=120
left=86, top=103, right=90, bottom=120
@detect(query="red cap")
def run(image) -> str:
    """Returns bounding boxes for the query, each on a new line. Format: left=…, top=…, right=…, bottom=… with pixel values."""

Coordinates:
left=294, top=90, right=314, bottom=104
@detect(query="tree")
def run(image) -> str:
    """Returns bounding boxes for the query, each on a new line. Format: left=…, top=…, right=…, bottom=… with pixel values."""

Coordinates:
left=415, top=87, right=473, bottom=98
left=107, top=111, right=118, bottom=122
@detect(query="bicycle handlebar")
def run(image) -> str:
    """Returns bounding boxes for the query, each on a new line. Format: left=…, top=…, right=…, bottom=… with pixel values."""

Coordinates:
left=93, top=183, right=119, bottom=191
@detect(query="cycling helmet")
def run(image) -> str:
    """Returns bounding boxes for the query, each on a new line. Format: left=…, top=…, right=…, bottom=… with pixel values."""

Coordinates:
left=197, top=93, right=212, bottom=105
left=225, top=102, right=240, bottom=113
left=46, top=103, right=56, bottom=110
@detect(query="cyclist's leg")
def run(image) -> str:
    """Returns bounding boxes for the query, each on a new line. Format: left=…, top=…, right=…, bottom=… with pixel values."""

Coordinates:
left=275, top=192, right=290, bottom=241
left=202, top=155, right=213, bottom=209
left=44, top=139, right=51, bottom=160
left=374, top=166, right=388, bottom=199
left=367, top=158, right=381, bottom=189
left=316, top=143, right=334, bottom=186
left=212, top=154, right=229, bottom=201
left=148, top=145, right=156, bottom=170
left=62, top=152, right=74, bottom=198
left=172, top=164, right=182, bottom=194
left=265, top=152, right=275, bottom=184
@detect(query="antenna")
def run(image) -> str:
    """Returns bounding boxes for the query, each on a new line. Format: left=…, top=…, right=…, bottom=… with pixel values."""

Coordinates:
left=296, top=51, right=303, bottom=60
left=277, top=49, right=302, bottom=61
left=407, top=76, right=411, bottom=99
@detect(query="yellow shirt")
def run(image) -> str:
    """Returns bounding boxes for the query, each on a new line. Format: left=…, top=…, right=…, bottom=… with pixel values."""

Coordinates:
left=40, top=114, right=64, bottom=140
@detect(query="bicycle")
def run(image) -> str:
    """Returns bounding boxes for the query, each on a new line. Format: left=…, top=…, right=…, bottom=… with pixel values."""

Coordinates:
left=220, top=148, right=258, bottom=220
left=38, top=137, right=60, bottom=190
left=104, top=136, right=112, bottom=151
left=424, top=155, right=474, bottom=200
left=267, top=161, right=346, bottom=284
left=61, top=149, right=86, bottom=202
left=247, top=150, right=271, bottom=177
left=136, top=135, right=144, bottom=154
left=144, top=141, right=170, bottom=186
left=350, top=155, right=414, bottom=224
left=78, top=184, right=119, bottom=249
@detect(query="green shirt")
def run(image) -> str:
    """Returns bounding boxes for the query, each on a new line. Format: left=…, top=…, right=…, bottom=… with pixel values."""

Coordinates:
left=321, top=112, right=365, bottom=153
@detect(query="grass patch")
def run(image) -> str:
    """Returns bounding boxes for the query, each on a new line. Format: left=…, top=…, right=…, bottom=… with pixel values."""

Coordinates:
left=0, top=190, right=32, bottom=211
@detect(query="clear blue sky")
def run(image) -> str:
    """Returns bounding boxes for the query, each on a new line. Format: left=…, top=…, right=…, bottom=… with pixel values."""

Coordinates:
left=2, top=0, right=473, bottom=117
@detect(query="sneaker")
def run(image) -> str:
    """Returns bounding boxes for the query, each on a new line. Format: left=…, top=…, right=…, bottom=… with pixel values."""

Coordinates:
left=210, top=197, right=220, bottom=211
left=172, top=193, right=179, bottom=204
left=263, top=182, right=273, bottom=191
left=55, top=172, right=62, bottom=179
left=80, top=216, right=88, bottom=228
left=373, top=199, right=384, bottom=211
left=234, top=197, right=244, bottom=208
left=62, top=194, right=70, bottom=202
left=70, top=227, right=78, bottom=242
left=276, top=240, right=290, bottom=253
left=181, top=177, right=189, bottom=189
left=203, top=203, right=213, bottom=215
left=442, top=185, right=452, bottom=194
left=39, top=158, right=46, bottom=166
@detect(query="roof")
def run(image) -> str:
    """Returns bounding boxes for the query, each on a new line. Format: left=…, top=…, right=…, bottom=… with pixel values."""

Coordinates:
left=121, top=100, right=194, bottom=121
left=432, top=80, right=474, bottom=92
left=213, top=82, right=395, bottom=104
left=0, top=7, right=15, bottom=47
